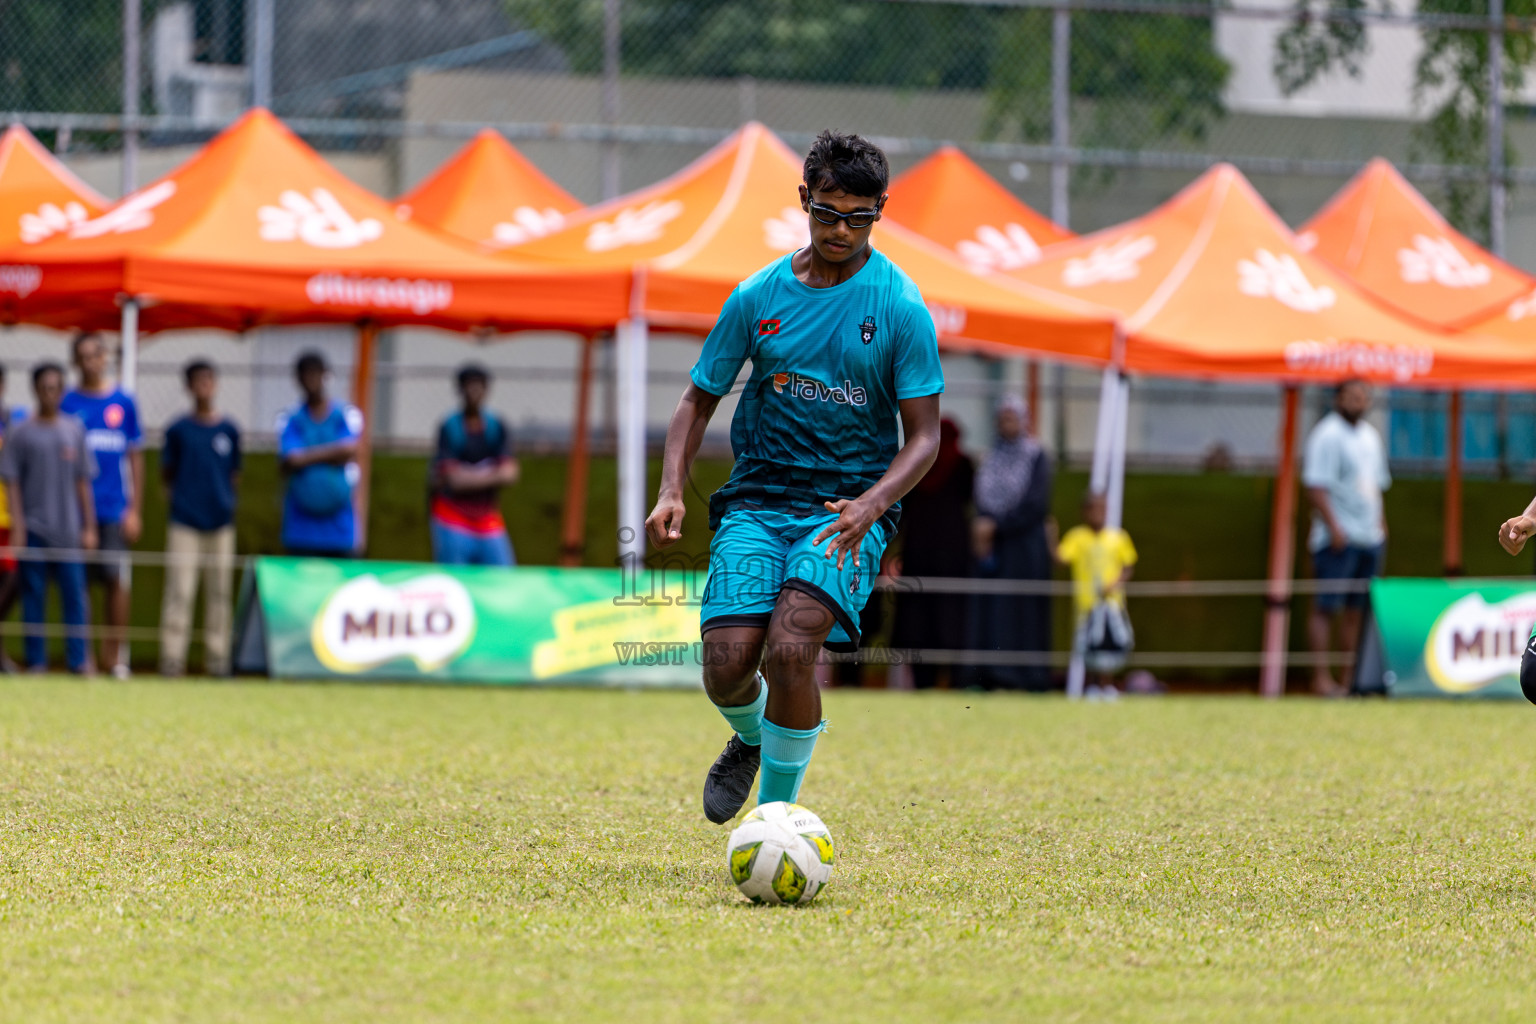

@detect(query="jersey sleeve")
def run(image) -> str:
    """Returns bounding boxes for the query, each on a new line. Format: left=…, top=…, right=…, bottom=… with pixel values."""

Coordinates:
left=1118, top=531, right=1138, bottom=567
left=690, top=285, right=753, bottom=397
left=229, top=423, right=243, bottom=474
left=123, top=395, right=143, bottom=446
left=161, top=423, right=181, bottom=481
left=893, top=296, right=944, bottom=400
left=1301, top=423, right=1336, bottom=489
left=1057, top=526, right=1084, bottom=564
left=277, top=410, right=299, bottom=456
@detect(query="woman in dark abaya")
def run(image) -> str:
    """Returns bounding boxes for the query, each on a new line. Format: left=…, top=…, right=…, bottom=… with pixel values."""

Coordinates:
left=967, top=394, right=1054, bottom=691
left=892, top=418, right=974, bottom=688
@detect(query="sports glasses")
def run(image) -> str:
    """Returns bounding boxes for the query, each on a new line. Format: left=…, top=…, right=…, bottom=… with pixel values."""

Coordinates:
left=807, top=200, right=882, bottom=229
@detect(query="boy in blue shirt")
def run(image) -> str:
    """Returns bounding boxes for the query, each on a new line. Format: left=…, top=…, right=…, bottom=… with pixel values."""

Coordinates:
left=646, top=131, right=944, bottom=823
left=160, top=361, right=241, bottom=676
left=277, top=351, right=362, bottom=557
left=63, top=332, right=143, bottom=679
left=429, top=364, right=519, bottom=566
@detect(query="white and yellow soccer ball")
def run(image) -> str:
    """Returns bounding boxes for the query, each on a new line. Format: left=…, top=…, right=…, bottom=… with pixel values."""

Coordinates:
left=726, top=801, right=835, bottom=905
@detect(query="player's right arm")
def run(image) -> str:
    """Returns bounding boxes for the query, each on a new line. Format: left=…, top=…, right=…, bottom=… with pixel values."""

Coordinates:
left=1498, top=494, right=1536, bottom=555
left=647, top=285, right=753, bottom=548
left=646, top=385, right=724, bottom=548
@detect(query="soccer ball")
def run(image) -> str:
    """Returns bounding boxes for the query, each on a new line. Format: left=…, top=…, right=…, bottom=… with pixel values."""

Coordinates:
left=725, top=801, right=835, bottom=905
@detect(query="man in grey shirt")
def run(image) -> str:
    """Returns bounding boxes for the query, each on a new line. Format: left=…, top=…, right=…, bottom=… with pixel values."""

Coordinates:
left=0, top=363, right=97, bottom=673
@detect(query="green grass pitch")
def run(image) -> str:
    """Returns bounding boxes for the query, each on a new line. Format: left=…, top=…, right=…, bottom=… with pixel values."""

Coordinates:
left=2, top=678, right=1535, bottom=1022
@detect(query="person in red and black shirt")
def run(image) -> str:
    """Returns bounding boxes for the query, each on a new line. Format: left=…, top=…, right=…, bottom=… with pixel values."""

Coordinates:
left=428, top=364, right=519, bottom=566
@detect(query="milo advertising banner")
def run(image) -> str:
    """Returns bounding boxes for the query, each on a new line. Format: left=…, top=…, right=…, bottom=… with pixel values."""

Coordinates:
left=233, top=557, right=705, bottom=686
left=1355, top=578, right=1536, bottom=699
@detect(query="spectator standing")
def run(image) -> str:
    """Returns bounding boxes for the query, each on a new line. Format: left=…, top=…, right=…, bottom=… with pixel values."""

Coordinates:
left=1058, top=491, right=1138, bottom=698
left=967, top=395, right=1054, bottom=691
left=0, top=363, right=96, bottom=673
left=428, top=364, right=519, bottom=566
left=277, top=352, right=363, bottom=558
left=62, top=332, right=143, bottom=679
left=159, top=361, right=241, bottom=677
left=0, top=366, right=25, bottom=671
left=892, top=417, right=974, bottom=688
left=1303, top=378, right=1391, bottom=698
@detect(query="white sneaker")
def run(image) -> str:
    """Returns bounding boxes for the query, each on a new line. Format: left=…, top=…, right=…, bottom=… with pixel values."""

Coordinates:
left=111, top=663, right=131, bottom=681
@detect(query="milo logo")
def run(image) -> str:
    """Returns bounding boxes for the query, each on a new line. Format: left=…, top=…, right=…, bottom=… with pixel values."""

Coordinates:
left=1423, top=592, right=1536, bottom=693
left=311, top=573, right=476, bottom=672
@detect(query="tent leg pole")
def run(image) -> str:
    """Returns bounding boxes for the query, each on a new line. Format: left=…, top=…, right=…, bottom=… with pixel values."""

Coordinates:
left=1260, top=385, right=1301, bottom=699
left=351, top=323, right=379, bottom=556
left=119, top=299, right=139, bottom=395
left=1071, top=367, right=1126, bottom=699
left=1444, top=390, right=1463, bottom=576
left=1026, top=359, right=1040, bottom=436
left=1106, top=373, right=1130, bottom=531
left=616, top=318, right=648, bottom=565
left=560, top=333, right=598, bottom=568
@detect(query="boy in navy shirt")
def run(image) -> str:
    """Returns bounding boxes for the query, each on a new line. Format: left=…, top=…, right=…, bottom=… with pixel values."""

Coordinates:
left=277, top=351, right=362, bottom=557
left=159, top=361, right=241, bottom=677
left=429, top=364, right=519, bottom=566
left=62, top=332, right=143, bottom=679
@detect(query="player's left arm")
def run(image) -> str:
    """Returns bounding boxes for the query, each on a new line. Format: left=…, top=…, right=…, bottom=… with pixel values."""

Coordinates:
left=122, top=400, right=144, bottom=543
left=815, top=393, right=941, bottom=570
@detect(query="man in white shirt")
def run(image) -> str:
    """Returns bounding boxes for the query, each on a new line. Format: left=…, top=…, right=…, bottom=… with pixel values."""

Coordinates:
left=1302, top=379, right=1390, bottom=697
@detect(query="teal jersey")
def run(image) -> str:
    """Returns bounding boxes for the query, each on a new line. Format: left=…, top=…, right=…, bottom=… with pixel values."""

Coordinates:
left=690, top=248, right=945, bottom=534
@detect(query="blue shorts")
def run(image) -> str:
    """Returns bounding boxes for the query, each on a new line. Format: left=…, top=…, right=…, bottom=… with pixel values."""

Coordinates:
left=700, top=508, right=888, bottom=652
left=1311, top=542, right=1381, bottom=612
left=430, top=518, right=515, bottom=567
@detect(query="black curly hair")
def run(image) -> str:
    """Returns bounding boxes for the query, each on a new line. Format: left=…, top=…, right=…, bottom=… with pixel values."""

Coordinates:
left=803, top=130, right=889, bottom=198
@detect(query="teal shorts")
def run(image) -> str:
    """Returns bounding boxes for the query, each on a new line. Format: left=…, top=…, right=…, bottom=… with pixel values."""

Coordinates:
left=700, top=507, right=888, bottom=652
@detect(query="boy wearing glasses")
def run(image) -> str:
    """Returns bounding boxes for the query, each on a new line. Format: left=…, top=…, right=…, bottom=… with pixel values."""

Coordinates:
left=646, top=130, right=944, bottom=823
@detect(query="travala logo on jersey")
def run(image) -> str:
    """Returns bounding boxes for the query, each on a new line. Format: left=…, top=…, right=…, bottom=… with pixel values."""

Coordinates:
left=772, top=372, right=868, bottom=406
left=858, top=316, right=877, bottom=344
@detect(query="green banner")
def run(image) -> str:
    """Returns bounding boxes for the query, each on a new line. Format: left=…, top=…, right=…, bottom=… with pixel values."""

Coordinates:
left=1357, top=578, right=1536, bottom=699
left=237, top=557, right=705, bottom=686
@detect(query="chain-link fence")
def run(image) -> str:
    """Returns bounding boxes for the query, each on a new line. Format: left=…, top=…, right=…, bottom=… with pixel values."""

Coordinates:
left=5, top=1, right=1533, bottom=241
left=6, top=0, right=1536, bottom=471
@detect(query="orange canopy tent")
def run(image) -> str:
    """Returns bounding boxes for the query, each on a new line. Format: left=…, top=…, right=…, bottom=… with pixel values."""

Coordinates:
left=1, top=109, right=629, bottom=335
left=503, top=121, right=1120, bottom=562
left=396, top=129, right=582, bottom=250
left=1300, top=158, right=1533, bottom=329
left=0, top=124, right=108, bottom=322
left=1300, top=159, right=1536, bottom=576
left=885, top=145, right=1074, bottom=274
left=1010, top=163, right=1536, bottom=696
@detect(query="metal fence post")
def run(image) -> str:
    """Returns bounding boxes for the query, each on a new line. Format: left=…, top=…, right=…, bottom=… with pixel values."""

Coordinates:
left=602, top=0, right=623, bottom=200
left=251, top=0, right=275, bottom=109
left=1489, top=0, right=1507, bottom=257
left=122, top=0, right=141, bottom=196
left=1050, top=3, right=1071, bottom=228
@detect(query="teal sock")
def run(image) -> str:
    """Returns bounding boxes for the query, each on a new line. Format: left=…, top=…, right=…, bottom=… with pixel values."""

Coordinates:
left=757, top=718, right=823, bottom=805
left=714, top=674, right=766, bottom=746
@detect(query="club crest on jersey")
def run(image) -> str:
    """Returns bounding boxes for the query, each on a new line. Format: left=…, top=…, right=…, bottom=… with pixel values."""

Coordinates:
left=759, top=318, right=781, bottom=335
left=771, top=372, right=868, bottom=406
left=858, top=315, right=877, bottom=344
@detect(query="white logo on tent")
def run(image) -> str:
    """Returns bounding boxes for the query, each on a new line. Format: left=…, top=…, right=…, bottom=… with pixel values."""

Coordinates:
left=1398, top=234, right=1492, bottom=288
left=956, top=223, right=1042, bottom=274
left=259, top=188, right=384, bottom=249
left=492, top=207, right=566, bottom=247
left=1507, top=290, right=1536, bottom=322
left=1237, top=249, right=1336, bottom=312
left=763, top=207, right=809, bottom=252
left=64, top=180, right=177, bottom=240
left=19, top=201, right=90, bottom=244
left=585, top=200, right=683, bottom=252
left=1062, top=236, right=1156, bottom=287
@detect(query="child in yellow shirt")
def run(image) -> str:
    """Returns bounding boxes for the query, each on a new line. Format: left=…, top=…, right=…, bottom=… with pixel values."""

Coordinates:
left=1057, top=491, right=1137, bottom=695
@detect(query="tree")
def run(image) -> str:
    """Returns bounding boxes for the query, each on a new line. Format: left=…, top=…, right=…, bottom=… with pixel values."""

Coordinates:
left=1274, top=0, right=1536, bottom=239
left=508, top=0, right=1231, bottom=164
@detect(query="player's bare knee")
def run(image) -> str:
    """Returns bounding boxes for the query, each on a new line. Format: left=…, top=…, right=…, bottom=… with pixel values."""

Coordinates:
left=700, top=642, right=760, bottom=705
